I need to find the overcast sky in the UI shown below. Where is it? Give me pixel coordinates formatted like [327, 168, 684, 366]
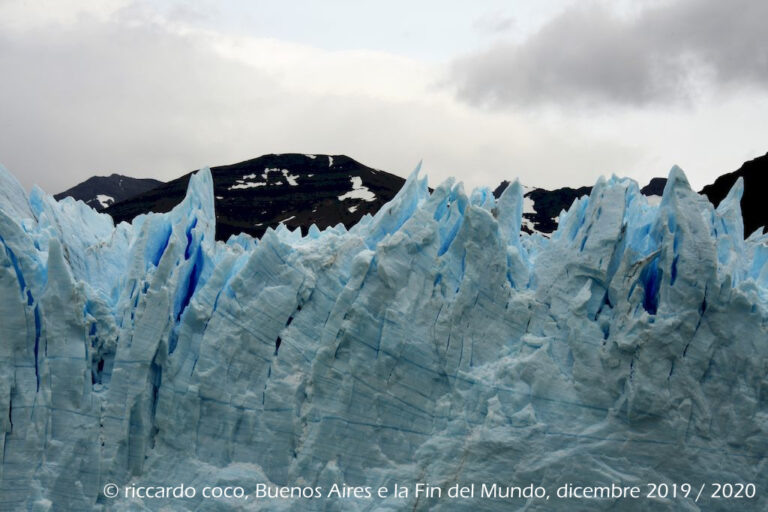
[1, 0, 766, 194]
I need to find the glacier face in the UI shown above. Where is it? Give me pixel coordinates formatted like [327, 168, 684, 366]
[0, 163, 767, 511]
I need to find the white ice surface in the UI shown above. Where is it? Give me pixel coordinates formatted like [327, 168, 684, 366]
[0, 165, 767, 511]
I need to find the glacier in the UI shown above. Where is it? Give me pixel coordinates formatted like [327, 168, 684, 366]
[0, 162, 767, 511]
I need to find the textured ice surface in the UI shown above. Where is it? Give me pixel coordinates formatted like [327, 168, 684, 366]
[1, 162, 767, 511]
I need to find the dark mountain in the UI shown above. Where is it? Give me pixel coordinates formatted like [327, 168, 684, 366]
[62, 152, 765, 241]
[54, 174, 163, 211]
[492, 178, 667, 235]
[700, 152, 767, 236]
[640, 177, 667, 196]
[104, 154, 405, 241]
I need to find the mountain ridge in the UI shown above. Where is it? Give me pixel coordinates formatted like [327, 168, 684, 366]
[700, 151, 768, 236]
[104, 153, 405, 241]
[56, 152, 768, 239]
[54, 173, 163, 211]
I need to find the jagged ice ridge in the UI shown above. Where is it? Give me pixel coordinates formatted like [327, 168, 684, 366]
[1, 162, 767, 510]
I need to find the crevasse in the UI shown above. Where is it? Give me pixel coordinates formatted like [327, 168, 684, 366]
[0, 163, 766, 511]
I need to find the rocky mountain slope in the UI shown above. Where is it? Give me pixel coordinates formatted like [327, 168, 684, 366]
[103, 154, 405, 241]
[53, 173, 163, 210]
[57, 152, 766, 240]
[700, 151, 767, 236]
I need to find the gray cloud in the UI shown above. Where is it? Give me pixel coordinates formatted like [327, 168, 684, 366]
[0, 19, 297, 192]
[451, 0, 768, 108]
[1, 1, 766, 198]
[0, 15, 545, 193]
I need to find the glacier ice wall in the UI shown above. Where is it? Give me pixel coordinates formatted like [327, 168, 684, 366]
[1, 163, 767, 511]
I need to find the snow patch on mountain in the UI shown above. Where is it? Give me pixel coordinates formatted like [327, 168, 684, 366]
[229, 168, 300, 190]
[95, 194, 114, 208]
[229, 172, 267, 190]
[338, 176, 376, 202]
[229, 180, 266, 190]
[281, 169, 299, 186]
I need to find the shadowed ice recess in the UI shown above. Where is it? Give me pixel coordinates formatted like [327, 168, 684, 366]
[1, 162, 767, 511]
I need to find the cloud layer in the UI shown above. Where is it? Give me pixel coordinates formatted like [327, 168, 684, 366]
[0, 3, 637, 193]
[0, 0, 766, 197]
[451, 0, 768, 108]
